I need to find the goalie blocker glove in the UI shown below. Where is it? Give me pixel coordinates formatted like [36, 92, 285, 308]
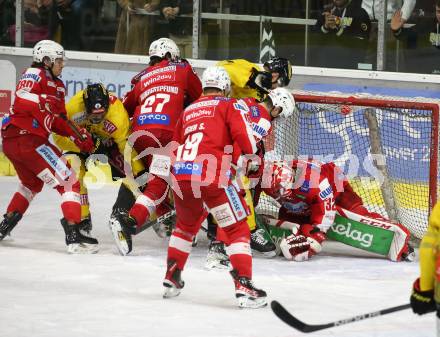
[410, 278, 436, 315]
[280, 234, 322, 261]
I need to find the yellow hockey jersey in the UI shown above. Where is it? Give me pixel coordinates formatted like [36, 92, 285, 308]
[419, 202, 440, 295]
[216, 59, 264, 101]
[53, 90, 144, 174]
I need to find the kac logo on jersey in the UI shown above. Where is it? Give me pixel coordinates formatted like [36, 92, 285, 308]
[137, 113, 170, 126]
[173, 161, 202, 175]
[250, 105, 260, 117]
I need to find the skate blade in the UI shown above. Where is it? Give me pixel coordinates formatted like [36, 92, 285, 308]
[163, 282, 181, 298]
[67, 243, 99, 254]
[204, 259, 231, 270]
[0, 234, 13, 242]
[252, 249, 277, 258]
[109, 219, 130, 256]
[237, 296, 268, 309]
[403, 251, 416, 262]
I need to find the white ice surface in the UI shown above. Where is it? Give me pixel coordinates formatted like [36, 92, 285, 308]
[0, 176, 434, 337]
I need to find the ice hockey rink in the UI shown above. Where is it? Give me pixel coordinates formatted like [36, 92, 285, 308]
[0, 176, 433, 337]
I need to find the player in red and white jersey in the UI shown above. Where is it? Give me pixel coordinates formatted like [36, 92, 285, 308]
[109, 38, 202, 255]
[0, 40, 98, 253]
[262, 159, 413, 262]
[205, 88, 297, 268]
[163, 66, 266, 308]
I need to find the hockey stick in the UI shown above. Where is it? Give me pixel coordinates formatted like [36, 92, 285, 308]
[135, 207, 176, 235]
[271, 300, 411, 333]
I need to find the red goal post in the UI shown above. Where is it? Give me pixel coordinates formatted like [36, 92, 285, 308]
[259, 90, 440, 240]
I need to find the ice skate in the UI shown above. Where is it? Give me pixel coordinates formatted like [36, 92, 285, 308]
[250, 227, 277, 258]
[108, 208, 136, 256]
[402, 245, 416, 262]
[61, 218, 99, 254]
[205, 240, 230, 270]
[78, 216, 92, 235]
[231, 270, 267, 309]
[163, 260, 184, 298]
[0, 212, 22, 241]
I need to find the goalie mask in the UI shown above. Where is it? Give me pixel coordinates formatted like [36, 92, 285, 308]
[149, 38, 180, 61]
[264, 57, 292, 87]
[268, 88, 296, 119]
[83, 83, 110, 124]
[267, 161, 294, 199]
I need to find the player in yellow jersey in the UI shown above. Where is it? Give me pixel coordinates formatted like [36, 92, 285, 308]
[410, 201, 440, 320]
[205, 57, 293, 267]
[217, 57, 292, 101]
[53, 83, 144, 238]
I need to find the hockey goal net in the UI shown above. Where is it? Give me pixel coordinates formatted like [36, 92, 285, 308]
[257, 90, 440, 240]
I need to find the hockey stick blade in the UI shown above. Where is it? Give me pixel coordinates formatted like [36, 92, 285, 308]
[271, 300, 411, 333]
[135, 209, 176, 234]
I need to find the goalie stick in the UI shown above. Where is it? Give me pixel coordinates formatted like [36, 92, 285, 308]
[271, 300, 411, 333]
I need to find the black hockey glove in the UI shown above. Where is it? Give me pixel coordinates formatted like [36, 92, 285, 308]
[410, 278, 436, 315]
[247, 69, 272, 94]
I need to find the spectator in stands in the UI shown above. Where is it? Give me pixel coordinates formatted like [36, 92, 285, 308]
[7, 0, 53, 47]
[311, 0, 371, 69]
[361, 0, 416, 71]
[0, 0, 16, 46]
[51, 0, 102, 51]
[361, 0, 416, 22]
[114, 0, 160, 55]
[390, 0, 440, 74]
[159, 0, 193, 58]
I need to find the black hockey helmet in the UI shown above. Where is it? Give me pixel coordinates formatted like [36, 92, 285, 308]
[263, 57, 292, 87]
[83, 83, 110, 124]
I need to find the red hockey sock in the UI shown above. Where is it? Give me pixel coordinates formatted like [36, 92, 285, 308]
[228, 248, 252, 278]
[7, 192, 31, 215]
[6, 184, 36, 215]
[167, 230, 194, 270]
[223, 220, 252, 278]
[61, 191, 81, 224]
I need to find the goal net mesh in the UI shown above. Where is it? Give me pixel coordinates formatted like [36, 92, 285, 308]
[257, 90, 440, 240]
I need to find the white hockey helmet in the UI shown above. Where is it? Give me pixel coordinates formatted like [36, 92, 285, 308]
[201, 66, 231, 94]
[148, 38, 180, 61]
[33, 40, 65, 63]
[268, 87, 296, 118]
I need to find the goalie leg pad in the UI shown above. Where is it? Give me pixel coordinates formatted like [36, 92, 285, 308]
[334, 207, 411, 262]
